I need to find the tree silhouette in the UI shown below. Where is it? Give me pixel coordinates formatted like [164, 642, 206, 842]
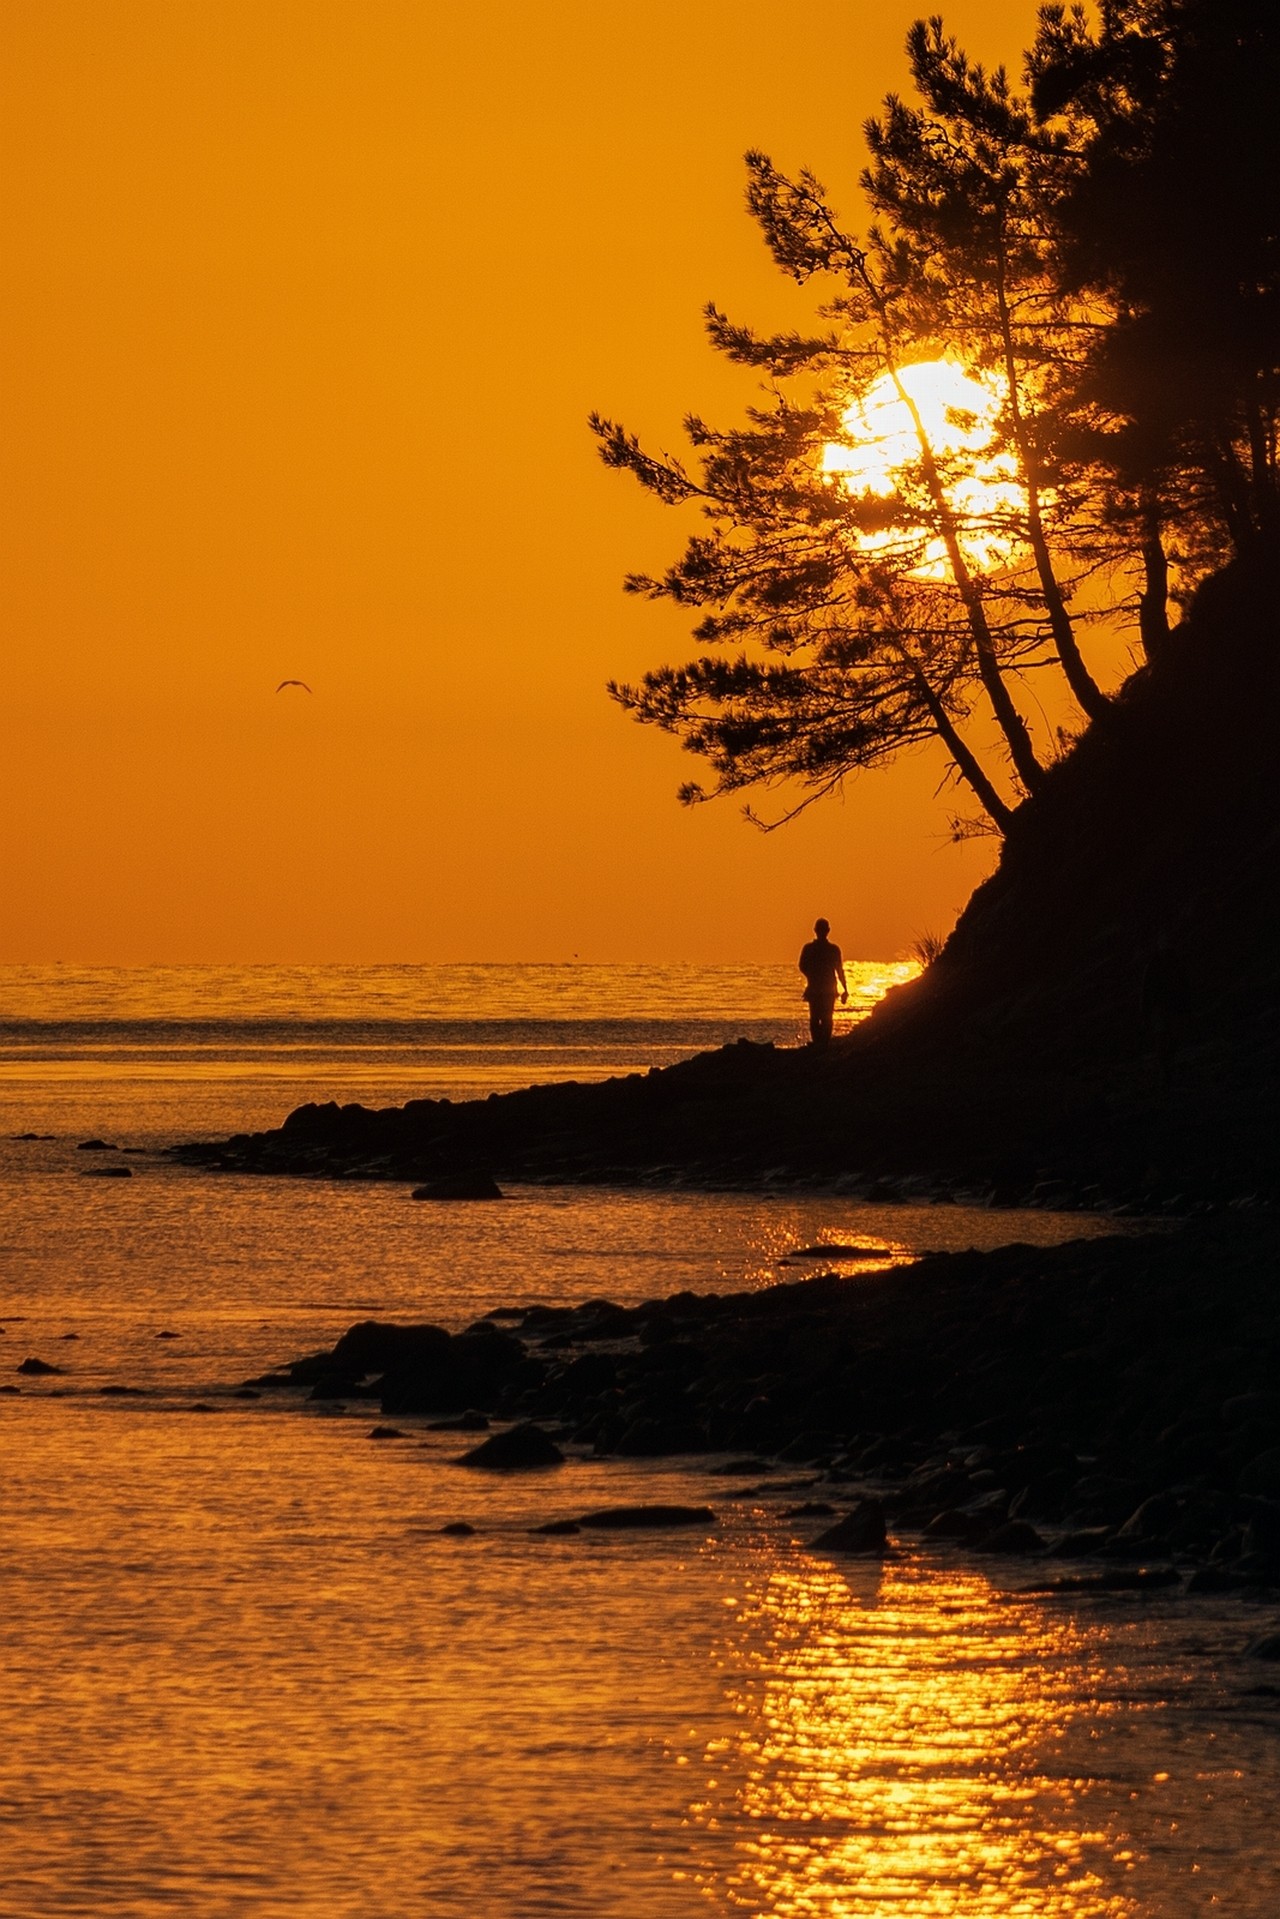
[864, 19, 1109, 719]
[1031, 1, 1280, 562]
[594, 4, 1277, 838]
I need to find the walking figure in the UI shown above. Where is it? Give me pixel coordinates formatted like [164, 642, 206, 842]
[798, 918, 849, 1047]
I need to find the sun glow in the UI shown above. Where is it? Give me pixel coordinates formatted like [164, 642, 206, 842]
[822, 359, 1026, 578]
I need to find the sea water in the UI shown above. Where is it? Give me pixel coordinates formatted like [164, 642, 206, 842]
[1, 965, 1277, 1918]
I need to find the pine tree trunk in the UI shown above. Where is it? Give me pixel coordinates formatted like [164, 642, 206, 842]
[993, 249, 1107, 721]
[889, 369, 1046, 793]
[909, 665, 1014, 831]
[1026, 515, 1108, 718]
[1138, 498, 1171, 663]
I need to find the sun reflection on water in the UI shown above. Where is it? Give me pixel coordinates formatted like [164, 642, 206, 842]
[689, 1552, 1137, 1918]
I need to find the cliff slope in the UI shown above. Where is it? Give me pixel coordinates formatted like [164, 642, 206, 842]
[186, 561, 1280, 1204]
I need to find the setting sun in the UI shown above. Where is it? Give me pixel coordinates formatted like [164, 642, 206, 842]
[822, 359, 1025, 578]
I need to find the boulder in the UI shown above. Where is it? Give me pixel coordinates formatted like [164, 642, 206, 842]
[979, 1520, 1046, 1555]
[1115, 1492, 1182, 1541]
[329, 1320, 451, 1380]
[380, 1324, 529, 1416]
[411, 1171, 503, 1201]
[811, 1499, 889, 1555]
[17, 1357, 62, 1376]
[1048, 1527, 1112, 1557]
[458, 1422, 564, 1469]
[82, 1165, 132, 1178]
[924, 1509, 989, 1543]
[76, 1139, 117, 1151]
[439, 1521, 476, 1536]
[613, 1415, 707, 1458]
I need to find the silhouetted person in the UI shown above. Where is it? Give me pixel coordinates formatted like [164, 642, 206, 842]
[799, 918, 848, 1047]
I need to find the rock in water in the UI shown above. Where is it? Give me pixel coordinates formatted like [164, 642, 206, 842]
[17, 1357, 63, 1376]
[979, 1520, 1046, 1556]
[411, 1171, 503, 1201]
[82, 1165, 133, 1178]
[576, 1504, 717, 1530]
[457, 1422, 564, 1469]
[783, 1243, 895, 1261]
[811, 1499, 889, 1555]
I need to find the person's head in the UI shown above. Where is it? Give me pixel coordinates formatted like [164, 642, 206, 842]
[814, 918, 830, 938]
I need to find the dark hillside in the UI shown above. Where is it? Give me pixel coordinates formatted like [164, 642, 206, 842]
[182, 562, 1280, 1205]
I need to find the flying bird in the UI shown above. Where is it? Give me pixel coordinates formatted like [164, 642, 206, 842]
[275, 679, 313, 693]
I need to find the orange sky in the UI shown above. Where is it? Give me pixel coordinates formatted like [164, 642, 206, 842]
[0, 0, 1107, 965]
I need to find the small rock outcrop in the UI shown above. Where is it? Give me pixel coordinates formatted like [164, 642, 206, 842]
[811, 1500, 889, 1556]
[458, 1422, 564, 1470]
[411, 1171, 503, 1201]
[576, 1504, 717, 1530]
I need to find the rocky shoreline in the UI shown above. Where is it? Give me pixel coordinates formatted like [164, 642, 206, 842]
[171, 566, 1280, 1212]
[168, 1016, 1277, 1213]
[246, 1215, 1280, 1605]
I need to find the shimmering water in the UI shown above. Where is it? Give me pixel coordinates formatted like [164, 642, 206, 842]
[0, 961, 915, 1138]
[1, 966, 1278, 1917]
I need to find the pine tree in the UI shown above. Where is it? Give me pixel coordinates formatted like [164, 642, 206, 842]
[593, 4, 1276, 840]
[1030, 1, 1280, 565]
[864, 17, 1109, 717]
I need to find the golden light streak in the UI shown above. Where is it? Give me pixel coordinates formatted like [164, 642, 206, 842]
[688, 1552, 1138, 1917]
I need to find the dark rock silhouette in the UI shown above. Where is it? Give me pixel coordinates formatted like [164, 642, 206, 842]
[1027, 1568, 1181, 1594]
[253, 1214, 1280, 1588]
[811, 1500, 888, 1555]
[82, 1165, 132, 1178]
[576, 1505, 716, 1530]
[458, 1422, 564, 1469]
[979, 1520, 1046, 1556]
[411, 1171, 503, 1201]
[17, 1357, 62, 1376]
[381, 1326, 529, 1417]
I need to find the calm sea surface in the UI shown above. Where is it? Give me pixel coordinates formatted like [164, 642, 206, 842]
[1, 965, 1277, 1918]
